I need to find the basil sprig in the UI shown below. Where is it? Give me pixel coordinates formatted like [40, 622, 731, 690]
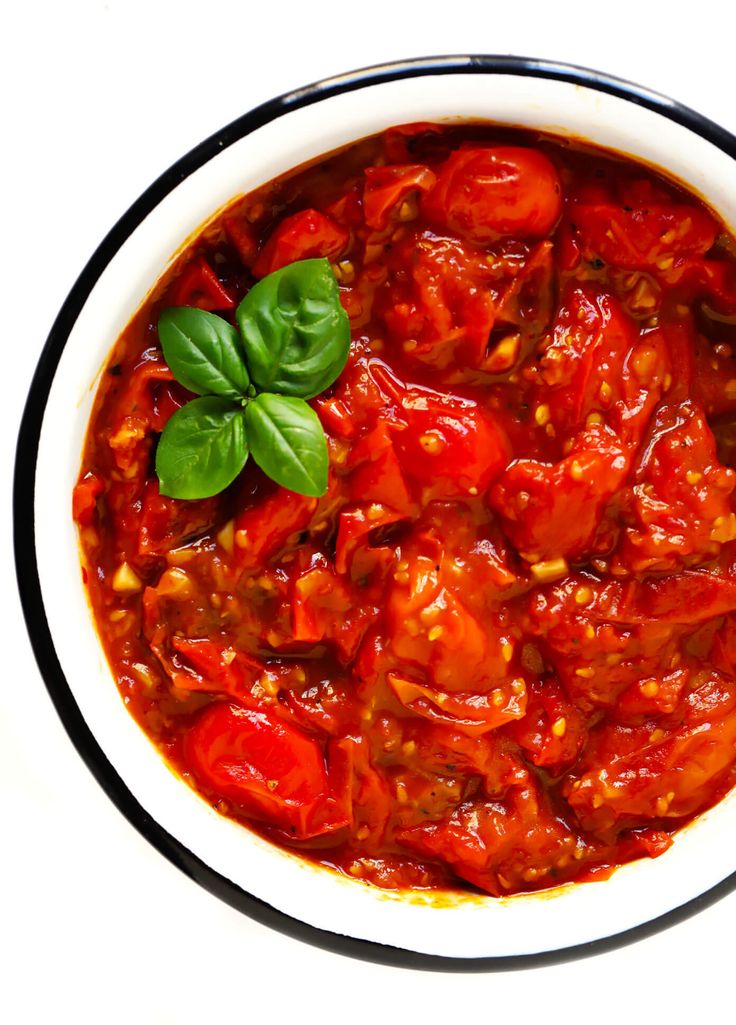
[155, 258, 349, 499]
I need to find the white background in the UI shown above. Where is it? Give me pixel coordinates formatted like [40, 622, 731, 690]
[5, 1, 736, 1021]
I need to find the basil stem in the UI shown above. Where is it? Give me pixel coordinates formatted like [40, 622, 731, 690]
[155, 258, 346, 498]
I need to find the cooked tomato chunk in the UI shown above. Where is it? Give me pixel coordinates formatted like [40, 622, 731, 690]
[489, 425, 629, 562]
[375, 231, 498, 368]
[186, 703, 346, 838]
[363, 164, 437, 230]
[570, 176, 718, 271]
[567, 672, 736, 839]
[614, 402, 736, 573]
[138, 480, 219, 556]
[168, 256, 236, 310]
[72, 472, 104, 526]
[397, 783, 587, 895]
[423, 147, 562, 241]
[390, 385, 511, 498]
[536, 285, 646, 438]
[253, 209, 349, 277]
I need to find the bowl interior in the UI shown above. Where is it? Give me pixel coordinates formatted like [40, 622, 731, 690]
[30, 64, 736, 960]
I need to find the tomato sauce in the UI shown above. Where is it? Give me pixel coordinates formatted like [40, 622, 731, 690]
[74, 123, 736, 896]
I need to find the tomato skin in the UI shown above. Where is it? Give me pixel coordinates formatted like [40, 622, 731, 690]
[346, 422, 416, 516]
[138, 480, 219, 556]
[403, 721, 525, 794]
[491, 240, 555, 345]
[490, 426, 629, 562]
[72, 472, 104, 526]
[537, 285, 643, 437]
[252, 209, 349, 277]
[388, 674, 526, 736]
[628, 571, 736, 625]
[382, 122, 446, 163]
[104, 360, 176, 487]
[322, 185, 364, 230]
[329, 735, 392, 844]
[366, 364, 512, 497]
[503, 677, 586, 772]
[570, 197, 717, 271]
[375, 231, 497, 369]
[109, 359, 175, 428]
[232, 487, 317, 570]
[168, 256, 236, 310]
[392, 389, 511, 497]
[288, 555, 379, 662]
[185, 703, 330, 836]
[614, 402, 736, 573]
[282, 678, 358, 737]
[223, 216, 259, 269]
[164, 637, 264, 699]
[397, 783, 585, 896]
[422, 147, 562, 241]
[334, 504, 407, 576]
[149, 381, 189, 434]
[363, 164, 436, 230]
[555, 215, 583, 271]
[665, 258, 736, 313]
[387, 567, 504, 695]
[567, 686, 736, 838]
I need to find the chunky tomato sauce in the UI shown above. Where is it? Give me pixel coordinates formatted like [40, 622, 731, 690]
[74, 123, 736, 897]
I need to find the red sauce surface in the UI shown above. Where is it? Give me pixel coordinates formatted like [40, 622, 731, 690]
[74, 123, 736, 896]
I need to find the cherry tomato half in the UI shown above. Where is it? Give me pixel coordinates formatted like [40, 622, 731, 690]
[422, 147, 562, 242]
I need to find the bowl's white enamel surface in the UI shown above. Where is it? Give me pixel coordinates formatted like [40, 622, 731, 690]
[33, 65, 736, 959]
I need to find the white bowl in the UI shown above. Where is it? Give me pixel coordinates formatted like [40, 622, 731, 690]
[15, 55, 736, 969]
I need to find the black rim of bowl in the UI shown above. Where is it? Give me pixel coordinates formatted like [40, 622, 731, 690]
[14, 54, 736, 972]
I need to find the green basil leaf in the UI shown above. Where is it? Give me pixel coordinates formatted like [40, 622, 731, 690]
[244, 393, 328, 497]
[158, 307, 249, 399]
[236, 257, 350, 399]
[156, 396, 248, 499]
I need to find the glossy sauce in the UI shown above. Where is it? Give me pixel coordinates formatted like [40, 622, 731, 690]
[74, 123, 736, 896]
